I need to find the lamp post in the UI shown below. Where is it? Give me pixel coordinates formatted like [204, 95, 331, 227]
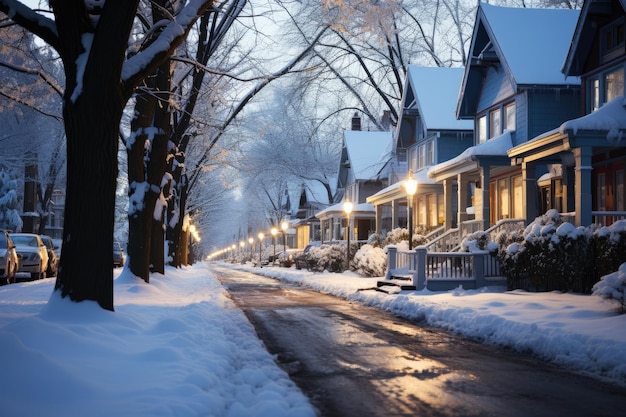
[403, 170, 418, 250]
[258, 232, 264, 266]
[281, 221, 288, 249]
[271, 227, 278, 265]
[343, 199, 353, 270]
[239, 241, 244, 263]
[248, 237, 254, 262]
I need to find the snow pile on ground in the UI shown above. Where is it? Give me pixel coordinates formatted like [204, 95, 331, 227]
[0, 263, 315, 417]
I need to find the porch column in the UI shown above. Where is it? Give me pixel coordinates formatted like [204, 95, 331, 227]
[391, 199, 400, 229]
[457, 173, 469, 225]
[444, 178, 454, 230]
[374, 204, 382, 235]
[521, 162, 538, 225]
[479, 166, 490, 230]
[573, 147, 593, 227]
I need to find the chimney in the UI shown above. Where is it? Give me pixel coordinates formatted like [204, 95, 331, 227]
[381, 110, 391, 130]
[351, 112, 361, 131]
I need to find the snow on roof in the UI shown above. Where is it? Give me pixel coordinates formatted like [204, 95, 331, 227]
[368, 168, 437, 199]
[344, 131, 393, 180]
[407, 66, 473, 130]
[428, 130, 512, 175]
[560, 96, 626, 141]
[315, 202, 375, 218]
[481, 3, 580, 86]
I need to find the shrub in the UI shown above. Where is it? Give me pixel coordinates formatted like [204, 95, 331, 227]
[353, 244, 387, 277]
[593, 262, 626, 314]
[307, 244, 347, 273]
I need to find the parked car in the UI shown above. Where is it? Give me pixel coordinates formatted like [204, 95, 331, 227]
[10, 233, 49, 280]
[277, 249, 302, 268]
[0, 230, 19, 284]
[39, 235, 59, 277]
[295, 244, 320, 270]
[113, 242, 125, 268]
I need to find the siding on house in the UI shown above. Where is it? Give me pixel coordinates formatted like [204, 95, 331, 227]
[477, 66, 515, 112]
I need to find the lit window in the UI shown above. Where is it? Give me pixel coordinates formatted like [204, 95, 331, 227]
[605, 68, 624, 103]
[504, 103, 516, 131]
[489, 108, 501, 139]
[478, 115, 487, 144]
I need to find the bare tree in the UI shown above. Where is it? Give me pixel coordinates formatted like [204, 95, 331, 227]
[0, 0, 214, 311]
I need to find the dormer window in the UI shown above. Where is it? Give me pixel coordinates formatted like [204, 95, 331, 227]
[601, 17, 625, 63]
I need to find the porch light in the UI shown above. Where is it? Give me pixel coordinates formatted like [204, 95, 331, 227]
[343, 199, 353, 270]
[404, 170, 418, 250]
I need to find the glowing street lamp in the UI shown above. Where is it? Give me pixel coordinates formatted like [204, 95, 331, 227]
[271, 227, 278, 265]
[343, 199, 353, 269]
[281, 221, 288, 249]
[258, 232, 265, 266]
[403, 170, 418, 250]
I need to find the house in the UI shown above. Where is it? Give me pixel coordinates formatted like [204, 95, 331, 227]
[291, 180, 333, 248]
[428, 3, 581, 231]
[508, 0, 626, 227]
[316, 115, 393, 242]
[367, 65, 474, 236]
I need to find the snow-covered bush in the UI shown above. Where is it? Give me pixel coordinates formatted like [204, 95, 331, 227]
[497, 210, 592, 292]
[307, 244, 347, 273]
[367, 232, 384, 248]
[381, 227, 428, 248]
[592, 220, 626, 282]
[353, 244, 387, 277]
[0, 170, 23, 232]
[460, 231, 491, 252]
[593, 262, 626, 313]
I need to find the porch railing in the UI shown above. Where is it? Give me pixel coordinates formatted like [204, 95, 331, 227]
[385, 246, 506, 291]
[592, 211, 626, 226]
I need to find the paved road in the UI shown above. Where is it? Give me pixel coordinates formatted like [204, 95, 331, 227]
[211, 265, 626, 417]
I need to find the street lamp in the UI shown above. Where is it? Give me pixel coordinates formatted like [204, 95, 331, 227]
[271, 227, 278, 266]
[258, 232, 265, 266]
[343, 199, 353, 270]
[248, 237, 254, 262]
[281, 221, 288, 249]
[403, 170, 418, 250]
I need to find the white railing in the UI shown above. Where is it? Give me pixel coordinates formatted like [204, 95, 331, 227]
[386, 246, 506, 291]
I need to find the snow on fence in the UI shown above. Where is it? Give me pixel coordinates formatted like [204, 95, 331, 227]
[385, 246, 506, 291]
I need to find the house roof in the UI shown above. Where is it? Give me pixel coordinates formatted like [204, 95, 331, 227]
[343, 130, 393, 180]
[315, 202, 375, 220]
[562, 0, 626, 76]
[480, 3, 580, 86]
[405, 66, 473, 131]
[428, 131, 513, 179]
[458, 3, 580, 117]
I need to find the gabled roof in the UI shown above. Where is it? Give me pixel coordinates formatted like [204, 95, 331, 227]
[458, 3, 580, 116]
[405, 66, 473, 131]
[562, 0, 626, 76]
[343, 130, 393, 181]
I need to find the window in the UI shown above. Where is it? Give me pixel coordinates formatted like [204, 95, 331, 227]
[587, 66, 624, 112]
[590, 78, 600, 112]
[478, 115, 487, 144]
[498, 178, 510, 219]
[606, 68, 624, 103]
[426, 141, 434, 166]
[504, 102, 516, 132]
[418, 144, 425, 169]
[616, 170, 624, 212]
[489, 108, 501, 138]
[597, 173, 606, 211]
[512, 175, 523, 219]
[601, 17, 625, 57]
[428, 194, 437, 227]
[408, 147, 417, 173]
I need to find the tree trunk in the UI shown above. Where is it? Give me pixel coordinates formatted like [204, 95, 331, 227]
[55, 96, 121, 311]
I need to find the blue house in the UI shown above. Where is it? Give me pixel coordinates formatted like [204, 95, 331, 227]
[508, 0, 626, 226]
[367, 65, 473, 235]
[428, 3, 581, 231]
